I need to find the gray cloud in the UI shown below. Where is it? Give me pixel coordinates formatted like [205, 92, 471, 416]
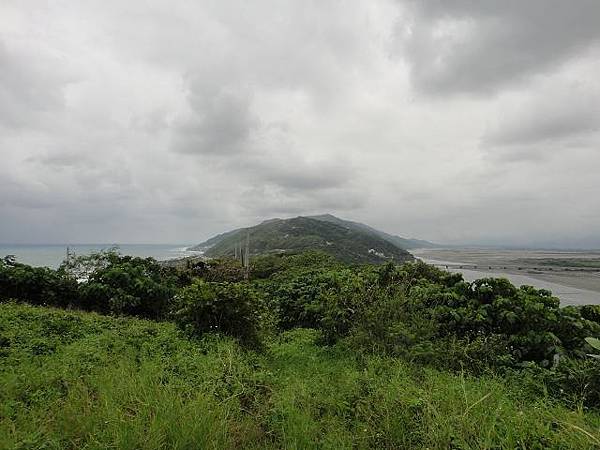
[261, 163, 352, 191]
[481, 80, 600, 162]
[0, 41, 73, 129]
[485, 87, 600, 148]
[172, 86, 258, 155]
[239, 184, 368, 218]
[232, 148, 356, 192]
[1, 0, 600, 247]
[400, 0, 600, 95]
[487, 111, 599, 148]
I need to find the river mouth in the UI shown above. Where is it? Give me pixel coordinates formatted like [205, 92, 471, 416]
[412, 248, 600, 306]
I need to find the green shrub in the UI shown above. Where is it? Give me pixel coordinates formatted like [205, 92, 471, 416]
[185, 258, 246, 282]
[265, 269, 333, 331]
[315, 270, 378, 345]
[171, 280, 264, 347]
[581, 305, 600, 324]
[249, 254, 286, 279]
[0, 257, 78, 308]
[586, 337, 600, 359]
[523, 356, 600, 408]
[70, 251, 178, 319]
[409, 277, 600, 368]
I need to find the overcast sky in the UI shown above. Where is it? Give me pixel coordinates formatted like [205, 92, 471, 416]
[1, 1, 600, 248]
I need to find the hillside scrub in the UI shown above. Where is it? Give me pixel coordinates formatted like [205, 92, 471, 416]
[171, 279, 268, 348]
[2, 252, 599, 370]
[1, 303, 600, 449]
[1, 250, 600, 446]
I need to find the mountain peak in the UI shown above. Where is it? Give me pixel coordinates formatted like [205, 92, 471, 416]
[189, 215, 416, 264]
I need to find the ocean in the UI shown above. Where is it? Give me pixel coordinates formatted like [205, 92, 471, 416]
[0, 244, 200, 269]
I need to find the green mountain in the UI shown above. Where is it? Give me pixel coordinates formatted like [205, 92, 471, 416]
[308, 214, 438, 249]
[189, 216, 414, 264]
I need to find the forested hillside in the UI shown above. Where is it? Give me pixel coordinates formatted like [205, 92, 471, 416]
[308, 214, 438, 249]
[190, 216, 415, 264]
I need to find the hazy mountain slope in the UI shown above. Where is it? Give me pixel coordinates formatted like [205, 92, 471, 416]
[308, 214, 438, 249]
[190, 216, 413, 264]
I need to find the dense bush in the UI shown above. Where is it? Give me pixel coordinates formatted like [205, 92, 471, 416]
[0, 256, 78, 308]
[256, 257, 600, 375]
[182, 258, 246, 282]
[413, 277, 600, 367]
[2, 250, 600, 407]
[69, 251, 179, 319]
[1, 251, 179, 320]
[171, 279, 265, 346]
[266, 270, 335, 331]
[580, 304, 600, 324]
[543, 357, 600, 407]
[3, 303, 599, 449]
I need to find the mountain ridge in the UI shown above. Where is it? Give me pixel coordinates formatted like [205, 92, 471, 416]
[307, 214, 438, 250]
[188, 214, 434, 264]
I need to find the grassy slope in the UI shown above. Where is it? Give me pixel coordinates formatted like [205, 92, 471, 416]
[202, 217, 414, 265]
[1, 303, 599, 449]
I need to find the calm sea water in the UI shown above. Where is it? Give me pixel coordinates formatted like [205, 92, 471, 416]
[0, 244, 200, 268]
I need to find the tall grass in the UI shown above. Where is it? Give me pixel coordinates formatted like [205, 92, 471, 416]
[1, 303, 599, 449]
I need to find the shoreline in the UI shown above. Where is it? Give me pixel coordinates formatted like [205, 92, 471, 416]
[412, 248, 600, 306]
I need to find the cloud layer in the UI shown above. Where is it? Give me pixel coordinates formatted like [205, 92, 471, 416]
[1, 0, 599, 247]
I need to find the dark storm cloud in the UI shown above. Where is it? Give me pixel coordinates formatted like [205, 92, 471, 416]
[401, 0, 600, 95]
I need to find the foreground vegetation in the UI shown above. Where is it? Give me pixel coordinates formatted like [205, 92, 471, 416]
[1, 250, 600, 448]
[1, 303, 600, 449]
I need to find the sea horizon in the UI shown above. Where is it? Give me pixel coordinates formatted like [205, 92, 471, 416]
[0, 243, 200, 268]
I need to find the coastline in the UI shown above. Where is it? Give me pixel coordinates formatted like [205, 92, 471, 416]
[412, 248, 600, 306]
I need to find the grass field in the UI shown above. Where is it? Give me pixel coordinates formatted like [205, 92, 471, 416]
[1, 303, 599, 449]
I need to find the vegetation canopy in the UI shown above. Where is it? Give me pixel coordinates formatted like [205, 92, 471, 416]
[1, 249, 600, 448]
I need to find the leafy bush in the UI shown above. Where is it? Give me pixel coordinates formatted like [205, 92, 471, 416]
[73, 251, 178, 319]
[0, 256, 78, 308]
[248, 254, 285, 279]
[522, 357, 600, 408]
[171, 280, 265, 347]
[407, 276, 600, 368]
[586, 337, 600, 359]
[265, 269, 335, 331]
[182, 258, 246, 282]
[581, 305, 600, 324]
[3, 249, 600, 409]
